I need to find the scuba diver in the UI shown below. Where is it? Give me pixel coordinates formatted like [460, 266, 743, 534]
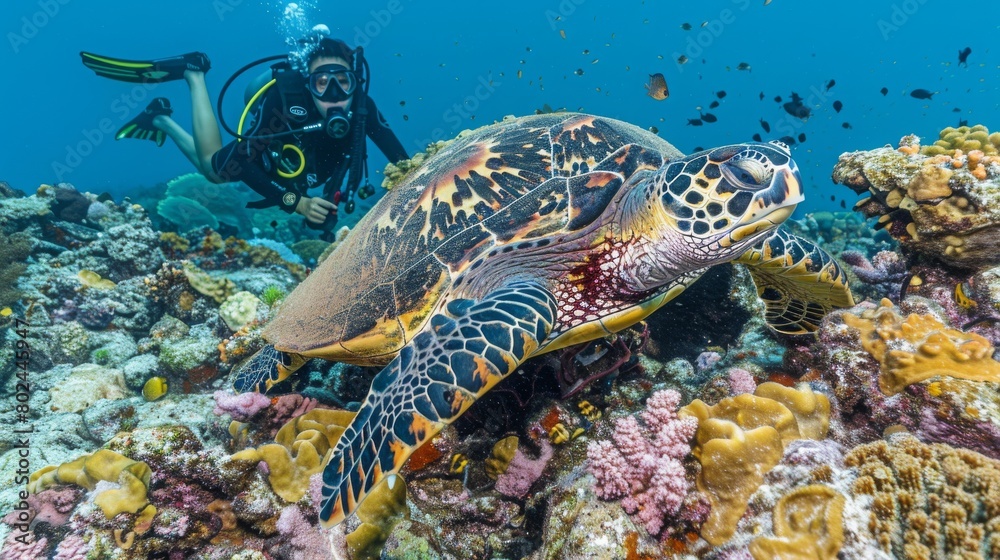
[80, 36, 409, 241]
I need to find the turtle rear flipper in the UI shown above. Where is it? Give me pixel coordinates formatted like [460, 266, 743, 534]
[231, 345, 309, 393]
[319, 282, 558, 527]
[735, 226, 855, 334]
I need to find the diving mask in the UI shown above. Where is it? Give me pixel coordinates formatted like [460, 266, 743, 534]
[307, 64, 357, 102]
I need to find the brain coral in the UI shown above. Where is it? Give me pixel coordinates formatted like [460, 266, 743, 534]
[845, 434, 1000, 559]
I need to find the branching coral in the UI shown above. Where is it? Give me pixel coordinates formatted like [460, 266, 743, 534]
[587, 389, 699, 536]
[840, 250, 909, 303]
[845, 434, 1000, 559]
[842, 298, 1000, 395]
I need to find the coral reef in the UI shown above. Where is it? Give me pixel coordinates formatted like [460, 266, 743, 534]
[845, 434, 1000, 559]
[28, 449, 152, 518]
[748, 484, 846, 560]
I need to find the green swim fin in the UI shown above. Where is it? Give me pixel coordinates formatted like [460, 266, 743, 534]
[80, 51, 210, 83]
[117, 98, 171, 147]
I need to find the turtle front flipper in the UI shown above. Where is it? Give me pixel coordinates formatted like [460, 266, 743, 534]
[319, 281, 558, 527]
[735, 226, 855, 334]
[231, 345, 309, 393]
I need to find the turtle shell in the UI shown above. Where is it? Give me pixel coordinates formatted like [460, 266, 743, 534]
[264, 113, 681, 364]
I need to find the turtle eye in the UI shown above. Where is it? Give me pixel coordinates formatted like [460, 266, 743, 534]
[722, 157, 772, 190]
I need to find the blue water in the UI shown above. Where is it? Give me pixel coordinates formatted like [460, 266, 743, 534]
[2, 0, 997, 215]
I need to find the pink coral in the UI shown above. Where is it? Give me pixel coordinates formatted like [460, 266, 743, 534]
[276, 505, 332, 560]
[586, 389, 698, 535]
[270, 394, 318, 427]
[495, 439, 554, 499]
[52, 534, 89, 560]
[0, 530, 47, 560]
[727, 368, 757, 395]
[212, 390, 270, 421]
[27, 487, 79, 527]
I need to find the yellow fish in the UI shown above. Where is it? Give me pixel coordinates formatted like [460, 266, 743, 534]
[645, 73, 669, 100]
[0, 307, 12, 317]
[954, 282, 977, 309]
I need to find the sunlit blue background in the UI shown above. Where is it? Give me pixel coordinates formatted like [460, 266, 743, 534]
[2, 0, 997, 214]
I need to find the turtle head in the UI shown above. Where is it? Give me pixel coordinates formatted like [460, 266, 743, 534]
[654, 140, 803, 261]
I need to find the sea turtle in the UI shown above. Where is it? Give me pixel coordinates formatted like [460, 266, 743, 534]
[233, 113, 854, 526]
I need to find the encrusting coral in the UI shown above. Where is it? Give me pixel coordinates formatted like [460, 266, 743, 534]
[231, 408, 355, 502]
[842, 298, 1000, 395]
[680, 382, 831, 545]
[845, 433, 1000, 559]
[28, 449, 152, 519]
[749, 484, 846, 560]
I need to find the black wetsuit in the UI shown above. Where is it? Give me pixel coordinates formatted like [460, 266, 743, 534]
[211, 85, 408, 218]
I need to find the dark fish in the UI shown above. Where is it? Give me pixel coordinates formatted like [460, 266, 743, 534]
[700, 112, 718, 123]
[774, 95, 782, 103]
[825, 79, 836, 91]
[716, 90, 727, 99]
[798, 133, 806, 143]
[96, 192, 114, 203]
[574, 68, 584, 76]
[759, 91, 765, 100]
[910, 89, 935, 100]
[779, 135, 796, 145]
[693, 146, 704, 152]
[736, 62, 751, 72]
[270, 220, 278, 228]
[880, 87, 889, 96]
[958, 118, 968, 127]
[958, 47, 971, 67]
[752, 133, 763, 142]
[760, 119, 771, 133]
[677, 55, 689, 65]
[783, 92, 811, 119]
[709, 100, 720, 109]
[830, 195, 836, 202]
[952, 108, 961, 113]
[833, 100, 843, 113]
[680, 23, 692, 30]
[687, 118, 703, 126]
[648, 125, 659, 134]
[645, 73, 669, 100]
[399, 100, 406, 106]
[842, 122, 853, 129]
[840, 200, 846, 209]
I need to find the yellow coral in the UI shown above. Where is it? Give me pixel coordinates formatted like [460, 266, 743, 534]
[181, 261, 235, 303]
[346, 474, 409, 560]
[232, 408, 354, 502]
[78, 270, 117, 290]
[842, 298, 1000, 395]
[845, 434, 1000, 559]
[906, 165, 952, 201]
[749, 485, 846, 560]
[28, 449, 152, 519]
[485, 435, 519, 480]
[680, 384, 831, 545]
[922, 124, 1000, 157]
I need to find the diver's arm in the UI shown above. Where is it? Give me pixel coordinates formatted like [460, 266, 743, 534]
[211, 141, 301, 213]
[365, 96, 410, 163]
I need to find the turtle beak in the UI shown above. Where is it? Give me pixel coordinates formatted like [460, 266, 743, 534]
[723, 165, 803, 247]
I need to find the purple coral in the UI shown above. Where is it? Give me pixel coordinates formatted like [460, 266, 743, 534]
[495, 439, 554, 499]
[212, 390, 270, 421]
[587, 389, 698, 535]
[276, 505, 332, 560]
[695, 351, 722, 371]
[727, 368, 757, 395]
[841, 250, 909, 301]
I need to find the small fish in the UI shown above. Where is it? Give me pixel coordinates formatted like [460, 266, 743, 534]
[954, 282, 978, 309]
[687, 118, 703, 126]
[716, 90, 727, 99]
[798, 133, 806, 143]
[752, 133, 763, 142]
[783, 93, 811, 119]
[269, 220, 278, 228]
[952, 108, 961, 113]
[833, 100, 843, 113]
[825, 79, 836, 91]
[958, 118, 969, 127]
[880, 87, 889, 96]
[574, 68, 584, 76]
[645, 73, 669, 100]
[759, 118, 771, 133]
[840, 200, 846, 209]
[648, 125, 659, 134]
[526, 46, 532, 52]
[779, 135, 796, 145]
[700, 112, 718, 123]
[399, 100, 405, 106]
[403, 114, 409, 121]
[692, 146, 704, 152]
[763, 0, 772, 4]
[709, 100, 720, 109]
[736, 62, 752, 72]
[582, 49, 590, 55]
[910, 89, 935, 100]
[449, 453, 469, 474]
[677, 55, 689, 65]
[958, 47, 972, 67]
[0, 307, 12, 317]
[830, 195, 836, 202]
[759, 91, 765, 101]
[842, 122, 853, 129]
[517, 69, 523, 79]
[773, 95, 782, 103]
[559, 29, 567, 39]
[680, 23, 692, 30]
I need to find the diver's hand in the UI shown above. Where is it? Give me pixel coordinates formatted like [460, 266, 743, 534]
[295, 196, 336, 224]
